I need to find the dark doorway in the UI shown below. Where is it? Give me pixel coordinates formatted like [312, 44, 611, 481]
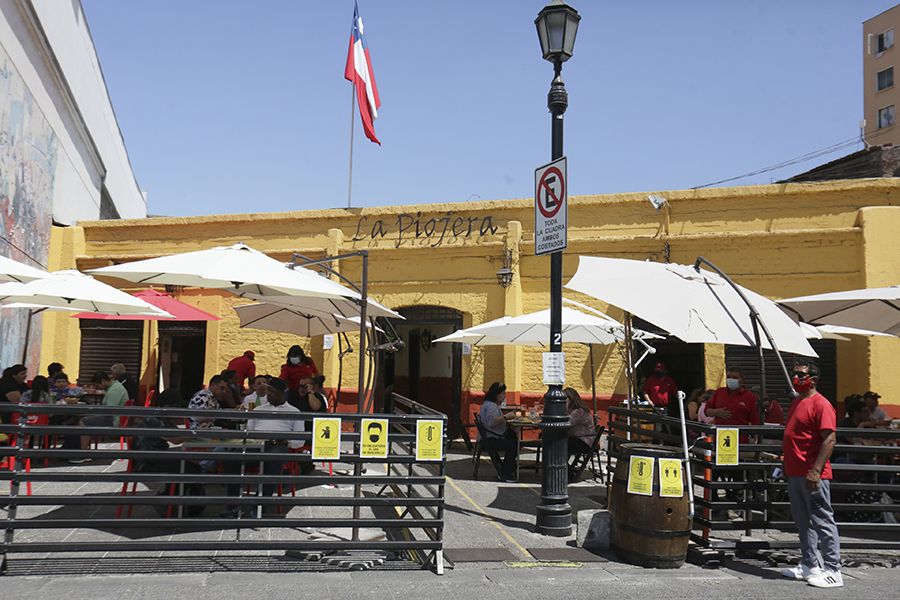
[383, 306, 464, 437]
[632, 317, 706, 398]
[158, 321, 207, 402]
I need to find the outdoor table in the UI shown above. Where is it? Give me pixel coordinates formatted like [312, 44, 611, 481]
[176, 435, 266, 518]
[508, 416, 542, 480]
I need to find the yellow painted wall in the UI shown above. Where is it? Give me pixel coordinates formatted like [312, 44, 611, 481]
[47, 178, 900, 413]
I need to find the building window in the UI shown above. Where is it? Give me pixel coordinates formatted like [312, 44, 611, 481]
[879, 29, 894, 53]
[878, 105, 895, 129]
[877, 67, 894, 91]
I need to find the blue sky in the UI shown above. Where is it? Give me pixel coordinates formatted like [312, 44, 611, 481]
[82, 0, 899, 217]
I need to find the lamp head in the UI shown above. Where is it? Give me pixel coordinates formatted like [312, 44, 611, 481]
[535, 1, 580, 64]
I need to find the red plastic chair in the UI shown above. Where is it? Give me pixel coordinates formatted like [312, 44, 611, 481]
[6, 412, 48, 496]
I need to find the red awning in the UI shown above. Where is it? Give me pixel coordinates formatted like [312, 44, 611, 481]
[72, 289, 220, 321]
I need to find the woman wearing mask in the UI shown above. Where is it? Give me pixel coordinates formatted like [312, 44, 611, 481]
[279, 345, 318, 404]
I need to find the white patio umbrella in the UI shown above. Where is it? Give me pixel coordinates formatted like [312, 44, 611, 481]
[87, 243, 398, 319]
[779, 286, 900, 337]
[0, 255, 48, 283]
[0, 270, 172, 317]
[235, 303, 381, 337]
[800, 322, 850, 342]
[565, 256, 816, 356]
[800, 322, 892, 341]
[0, 270, 171, 362]
[433, 306, 657, 347]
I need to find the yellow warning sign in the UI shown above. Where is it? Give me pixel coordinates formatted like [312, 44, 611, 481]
[626, 455, 654, 496]
[312, 417, 341, 460]
[415, 420, 444, 461]
[716, 427, 739, 466]
[658, 457, 684, 498]
[360, 418, 389, 458]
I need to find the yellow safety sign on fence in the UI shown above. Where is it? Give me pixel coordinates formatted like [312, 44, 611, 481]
[626, 455, 654, 496]
[658, 457, 684, 498]
[415, 420, 444, 461]
[312, 417, 341, 460]
[360, 418, 389, 458]
[716, 427, 739, 466]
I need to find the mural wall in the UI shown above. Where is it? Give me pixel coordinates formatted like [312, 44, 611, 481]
[0, 43, 57, 371]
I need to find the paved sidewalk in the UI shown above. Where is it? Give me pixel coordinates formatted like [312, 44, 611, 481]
[3, 443, 898, 599]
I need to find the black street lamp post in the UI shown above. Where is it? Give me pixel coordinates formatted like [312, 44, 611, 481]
[534, 0, 579, 537]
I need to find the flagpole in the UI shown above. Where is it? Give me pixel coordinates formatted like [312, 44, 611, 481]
[347, 86, 356, 209]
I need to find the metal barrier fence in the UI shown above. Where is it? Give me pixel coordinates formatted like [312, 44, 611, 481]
[607, 405, 900, 551]
[0, 402, 447, 574]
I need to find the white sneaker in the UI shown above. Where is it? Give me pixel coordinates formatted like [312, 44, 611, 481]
[780, 564, 823, 580]
[807, 570, 843, 588]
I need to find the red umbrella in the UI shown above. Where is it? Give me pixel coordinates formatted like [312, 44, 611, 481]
[71, 289, 219, 321]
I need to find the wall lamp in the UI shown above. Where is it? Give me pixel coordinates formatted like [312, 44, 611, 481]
[496, 248, 514, 288]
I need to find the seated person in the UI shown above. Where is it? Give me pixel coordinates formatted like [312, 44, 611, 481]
[835, 396, 878, 467]
[47, 362, 65, 379]
[564, 387, 595, 457]
[111, 363, 138, 401]
[221, 378, 304, 518]
[219, 369, 243, 408]
[863, 391, 892, 427]
[131, 389, 204, 515]
[21, 375, 51, 403]
[241, 375, 271, 409]
[74, 371, 130, 458]
[187, 375, 233, 429]
[478, 382, 518, 482]
[50, 373, 85, 403]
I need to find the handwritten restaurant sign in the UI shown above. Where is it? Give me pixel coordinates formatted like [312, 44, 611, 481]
[351, 211, 499, 248]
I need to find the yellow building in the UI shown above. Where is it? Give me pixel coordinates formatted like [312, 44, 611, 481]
[41, 178, 900, 437]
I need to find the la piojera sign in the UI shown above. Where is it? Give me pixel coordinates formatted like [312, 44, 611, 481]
[351, 211, 500, 248]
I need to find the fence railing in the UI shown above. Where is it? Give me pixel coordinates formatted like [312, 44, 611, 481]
[0, 402, 447, 575]
[607, 405, 900, 550]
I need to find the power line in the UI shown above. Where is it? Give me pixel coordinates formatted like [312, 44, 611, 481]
[691, 135, 865, 189]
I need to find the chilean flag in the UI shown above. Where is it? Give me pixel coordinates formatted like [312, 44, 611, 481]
[344, 2, 381, 145]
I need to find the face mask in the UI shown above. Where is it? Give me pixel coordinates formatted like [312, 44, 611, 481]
[792, 375, 813, 393]
[726, 378, 740, 391]
[289, 356, 301, 365]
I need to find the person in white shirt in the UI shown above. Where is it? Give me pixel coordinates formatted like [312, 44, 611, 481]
[221, 377, 302, 518]
[241, 375, 271, 410]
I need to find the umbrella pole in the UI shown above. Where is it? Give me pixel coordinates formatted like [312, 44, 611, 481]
[20, 309, 33, 365]
[352, 251, 369, 541]
[624, 312, 633, 442]
[693, 257, 796, 397]
[589, 344, 597, 423]
[677, 388, 695, 519]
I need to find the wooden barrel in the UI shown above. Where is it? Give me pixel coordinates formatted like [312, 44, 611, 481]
[609, 443, 691, 568]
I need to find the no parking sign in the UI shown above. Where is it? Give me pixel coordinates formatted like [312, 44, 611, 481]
[534, 157, 567, 256]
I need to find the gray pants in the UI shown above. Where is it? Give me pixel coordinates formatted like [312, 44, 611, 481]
[787, 477, 841, 572]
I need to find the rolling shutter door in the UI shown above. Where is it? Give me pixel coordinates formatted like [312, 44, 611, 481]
[78, 320, 143, 385]
[724, 340, 837, 402]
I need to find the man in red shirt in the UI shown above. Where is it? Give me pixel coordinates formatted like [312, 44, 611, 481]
[780, 359, 842, 588]
[704, 368, 759, 429]
[227, 350, 256, 391]
[642, 362, 678, 409]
